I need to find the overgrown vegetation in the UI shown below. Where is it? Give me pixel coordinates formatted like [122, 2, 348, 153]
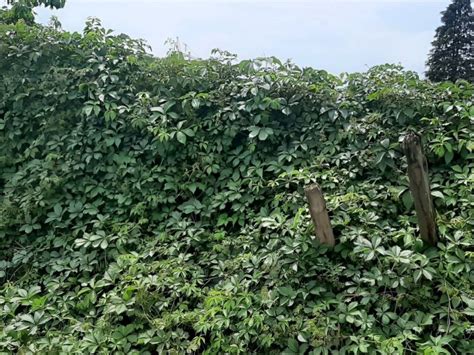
[0, 19, 473, 354]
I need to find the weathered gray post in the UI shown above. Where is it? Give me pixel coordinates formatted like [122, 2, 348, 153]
[304, 184, 335, 246]
[402, 132, 438, 245]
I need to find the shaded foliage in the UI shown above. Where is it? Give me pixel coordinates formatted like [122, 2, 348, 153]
[0, 19, 473, 354]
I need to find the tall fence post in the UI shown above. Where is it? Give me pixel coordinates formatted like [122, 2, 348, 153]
[402, 132, 438, 245]
[304, 184, 335, 246]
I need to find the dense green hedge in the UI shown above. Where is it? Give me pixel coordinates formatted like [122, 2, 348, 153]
[0, 19, 473, 354]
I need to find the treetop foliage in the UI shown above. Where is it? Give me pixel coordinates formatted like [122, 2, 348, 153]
[426, 0, 474, 83]
[0, 17, 473, 354]
[1, 0, 65, 24]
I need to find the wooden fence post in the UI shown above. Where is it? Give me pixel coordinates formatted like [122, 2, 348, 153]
[402, 132, 438, 245]
[304, 184, 335, 246]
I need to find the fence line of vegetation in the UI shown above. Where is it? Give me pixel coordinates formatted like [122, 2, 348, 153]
[308, 132, 439, 247]
[1, 18, 473, 354]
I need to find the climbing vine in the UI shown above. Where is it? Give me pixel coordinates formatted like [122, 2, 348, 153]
[0, 18, 473, 354]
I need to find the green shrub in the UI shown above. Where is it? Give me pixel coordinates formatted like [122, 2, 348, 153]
[0, 19, 473, 354]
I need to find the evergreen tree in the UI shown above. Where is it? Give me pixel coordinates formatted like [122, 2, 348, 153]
[426, 0, 474, 82]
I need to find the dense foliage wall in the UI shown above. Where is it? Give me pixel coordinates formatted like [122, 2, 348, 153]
[0, 20, 473, 353]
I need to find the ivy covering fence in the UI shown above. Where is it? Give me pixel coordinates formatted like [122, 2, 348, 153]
[0, 19, 473, 354]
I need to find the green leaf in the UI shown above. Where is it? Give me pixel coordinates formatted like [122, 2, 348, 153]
[444, 150, 454, 164]
[188, 183, 197, 194]
[191, 98, 200, 109]
[282, 107, 291, 115]
[402, 191, 413, 209]
[53, 204, 63, 215]
[328, 110, 337, 121]
[422, 269, 433, 280]
[176, 131, 187, 144]
[150, 106, 164, 113]
[278, 287, 294, 297]
[374, 151, 386, 165]
[297, 333, 307, 343]
[414, 269, 422, 283]
[258, 129, 269, 141]
[83, 106, 93, 116]
[183, 128, 195, 137]
[287, 339, 299, 353]
[249, 127, 260, 139]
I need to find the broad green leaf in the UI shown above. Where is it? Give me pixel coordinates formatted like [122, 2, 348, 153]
[177, 131, 187, 144]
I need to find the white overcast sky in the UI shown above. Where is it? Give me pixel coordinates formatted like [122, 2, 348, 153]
[18, 0, 456, 74]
